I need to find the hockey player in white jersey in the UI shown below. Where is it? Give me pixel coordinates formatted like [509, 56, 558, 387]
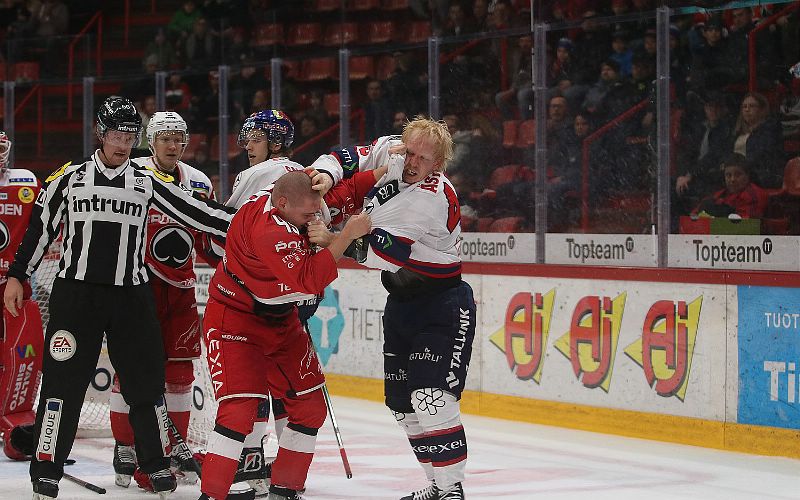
[311, 116, 475, 500]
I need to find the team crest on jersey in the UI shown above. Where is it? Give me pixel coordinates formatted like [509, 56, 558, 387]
[150, 226, 195, 268]
[49, 330, 76, 361]
[18, 187, 34, 203]
[0, 221, 9, 251]
[45, 161, 72, 183]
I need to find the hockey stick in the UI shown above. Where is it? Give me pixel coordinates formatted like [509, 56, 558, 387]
[63, 472, 106, 494]
[165, 414, 202, 478]
[303, 324, 353, 479]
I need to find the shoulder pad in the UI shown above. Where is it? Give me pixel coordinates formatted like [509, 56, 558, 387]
[45, 161, 73, 183]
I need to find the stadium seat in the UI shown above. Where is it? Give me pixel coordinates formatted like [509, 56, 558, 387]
[382, 0, 409, 10]
[209, 134, 239, 160]
[762, 217, 790, 235]
[282, 59, 302, 80]
[252, 23, 283, 48]
[404, 21, 431, 43]
[286, 23, 322, 47]
[312, 0, 340, 11]
[364, 21, 395, 44]
[350, 0, 381, 10]
[14, 62, 39, 82]
[324, 93, 340, 117]
[322, 23, 360, 46]
[375, 54, 397, 80]
[515, 120, 535, 148]
[477, 217, 494, 232]
[349, 56, 375, 80]
[490, 216, 525, 232]
[502, 120, 519, 148]
[299, 57, 337, 81]
[488, 164, 534, 191]
[460, 214, 477, 232]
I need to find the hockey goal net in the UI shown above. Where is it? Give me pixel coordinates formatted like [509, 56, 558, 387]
[31, 241, 217, 450]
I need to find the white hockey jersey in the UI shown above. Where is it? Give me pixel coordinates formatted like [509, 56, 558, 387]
[226, 157, 305, 209]
[313, 136, 463, 278]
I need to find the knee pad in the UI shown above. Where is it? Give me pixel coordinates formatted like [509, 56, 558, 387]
[392, 410, 424, 436]
[288, 389, 326, 430]
[165, 360, 194, 387]
[411, 388, 460, 431]
[216, 398, 260, 436]
[384, 352, 413, 413]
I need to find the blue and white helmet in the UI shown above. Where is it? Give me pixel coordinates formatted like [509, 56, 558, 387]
[237, 109, 294, 149]
[147, 111, 189, 153]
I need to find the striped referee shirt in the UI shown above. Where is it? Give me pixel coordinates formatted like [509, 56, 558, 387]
[8, 150, 235, 286]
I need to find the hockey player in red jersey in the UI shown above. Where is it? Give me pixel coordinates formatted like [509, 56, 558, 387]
[198, 171, 371, 500]
[311, 117, 475, 500]
[0, 131, 44, 461]
[108, 111, 216, 489]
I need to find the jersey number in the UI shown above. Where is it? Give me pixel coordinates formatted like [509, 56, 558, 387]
[443, 183, 460, 233]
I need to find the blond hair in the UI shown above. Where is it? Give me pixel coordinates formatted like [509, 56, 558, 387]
[401, 115, 454, 172]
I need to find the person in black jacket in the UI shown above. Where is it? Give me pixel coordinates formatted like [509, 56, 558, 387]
[3, 96, 235, 500]
[730, 92, 785, 189]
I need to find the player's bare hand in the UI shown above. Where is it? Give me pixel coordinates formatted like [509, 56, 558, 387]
[676, 175, 691, 195]
[307, 219, 335, 247]
[305, 167, 333, 195]
[3, 277, 23, 317]
[343, 212, 372, 239]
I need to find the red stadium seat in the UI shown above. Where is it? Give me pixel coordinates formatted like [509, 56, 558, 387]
[488, 164, 534, 190]
[286, 23, 322, 47]
[502, 120, 519, 148]
[350, 0, 381, 10]
[375, 54, 396, 80]
[404, 21, 431, 43]
[312, 0, 340, 11]
[299, 57, 337, 82]
[477, 217, 494, 232]
[349, 56, 375, 80]
[14, 62, 39, 82]
[324, 93, 340, 117]
[490, 217, 525, 232]
[364, 21, 395, 44]
[282, 59, 302, 80]
[322, 23, 361, 46]
[515, 120, 535, 148]
[252, 23, 283, 48]
[460, 214, 477, 232]
[209, 134, 240, 160]
[383, 0, 409, 10]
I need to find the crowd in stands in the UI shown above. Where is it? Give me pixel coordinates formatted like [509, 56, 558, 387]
[0, 0, 799, 234]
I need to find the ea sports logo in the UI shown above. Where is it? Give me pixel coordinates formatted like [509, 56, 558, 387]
[150, 226, 194, 268]
[49, 330, 76, 361]
[0, 220, 9, 251]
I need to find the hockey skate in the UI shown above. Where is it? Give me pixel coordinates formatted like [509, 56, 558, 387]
[400, 482, 438, 500]
[113, 442, 137, 487]
[437, 482, 464, 500]
[149, 468, 178, 499]
[31, 478, 59, 499]
[234, 446, 272, 496]
[267, 485, 303, 500]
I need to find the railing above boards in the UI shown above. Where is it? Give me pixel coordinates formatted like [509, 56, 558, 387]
[67, 12, 103, 120]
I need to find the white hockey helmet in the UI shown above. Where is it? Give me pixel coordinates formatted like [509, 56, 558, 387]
[0, 132, 11, 171]
[146, 111, 189, 152]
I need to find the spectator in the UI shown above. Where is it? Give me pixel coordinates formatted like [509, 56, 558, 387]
[386, 52, 427, 118]
[137, 95, 158, 151]
[694, 153, 769, 218]
[472, 0, 490, 31]
[231, 58, 268, 126]
[730, 92, 785, 189]
[191, 69, 234, 140]
[142, 27, 178, 71]
[548, 38, 585, 112]
[292, 115, 327, 167]
[192, 141, 218, 178]
[165, 72, 193, 113]
[723, 7, 782, 87]
[5, 6, 35, 62]
[442, 2, 477, 37]
[609, 30, 633, 78]
[32, 0, 68, 77]
[581, 59, 622, 116]
[184, 17, 219, 71]
[168, 0, 201, 44]
[570, 11, 613, 105]
[391, 110, 408, 135]
[409, 0, 449, 35]
[495, 34, 533, 121]
[673, 91, 733, 225]
[303, 89, 331, 130]
[449, 113, 500, 185]
[363, 79, 393, 139]
[248, 88, 268, 115]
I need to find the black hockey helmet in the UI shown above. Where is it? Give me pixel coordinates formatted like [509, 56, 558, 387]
[96, 96, 142, 141]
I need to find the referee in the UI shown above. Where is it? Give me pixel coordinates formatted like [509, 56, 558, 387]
[2, 96, 235, 500]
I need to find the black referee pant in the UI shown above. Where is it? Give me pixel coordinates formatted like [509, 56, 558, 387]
[30, 277, 170, 482]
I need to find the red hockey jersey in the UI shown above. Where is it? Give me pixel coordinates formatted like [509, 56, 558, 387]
[209, 192, 338, 315]
[0, 169, 40, 284]
[138, 157, 216, 288]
